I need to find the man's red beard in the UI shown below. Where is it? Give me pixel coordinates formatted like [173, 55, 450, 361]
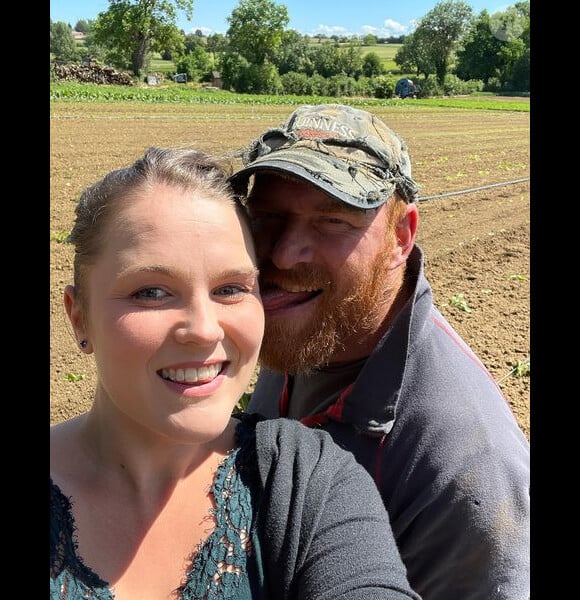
[258, 239, 398, 374]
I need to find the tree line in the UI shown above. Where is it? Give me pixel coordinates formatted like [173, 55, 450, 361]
[50, 0, 529, 97]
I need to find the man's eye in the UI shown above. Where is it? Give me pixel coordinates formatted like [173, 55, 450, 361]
[251, 213, 283, 228]
[322, 217, 347, 225]
[318, 216, 353, 231]
[132, 287, 169, 301]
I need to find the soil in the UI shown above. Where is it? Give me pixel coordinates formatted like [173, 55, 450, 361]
[50, 101, 530, 438]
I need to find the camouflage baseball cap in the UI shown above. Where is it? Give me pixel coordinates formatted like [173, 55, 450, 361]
[230, 103, 419, 208]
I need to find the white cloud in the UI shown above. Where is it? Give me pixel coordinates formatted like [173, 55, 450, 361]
[382, 19, 408, 36]
[310, 24, 350, 36]
[188, 25, 214, 35]
[289, 18, 420, 38]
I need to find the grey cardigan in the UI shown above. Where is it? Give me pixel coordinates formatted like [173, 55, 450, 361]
[252, 415, 421, 599]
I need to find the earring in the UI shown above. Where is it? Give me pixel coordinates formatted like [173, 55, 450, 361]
[79, 340, 88, 349]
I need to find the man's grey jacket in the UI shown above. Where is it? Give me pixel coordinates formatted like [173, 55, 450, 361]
[248, 245, 530, 600]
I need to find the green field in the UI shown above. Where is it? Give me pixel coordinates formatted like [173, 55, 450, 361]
[355, 43, 402, 71]
[149, 56, 176, 73]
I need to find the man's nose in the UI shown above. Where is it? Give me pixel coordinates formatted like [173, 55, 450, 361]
[268, 220, 314, 270]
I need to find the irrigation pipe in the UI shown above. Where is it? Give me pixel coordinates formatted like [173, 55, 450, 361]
[417, 177, 530, 202]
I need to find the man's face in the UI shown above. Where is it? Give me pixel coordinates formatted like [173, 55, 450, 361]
[247, 174, 399, 373]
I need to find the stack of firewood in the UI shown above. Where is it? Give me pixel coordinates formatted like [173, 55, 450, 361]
[52, 63, 134, 85]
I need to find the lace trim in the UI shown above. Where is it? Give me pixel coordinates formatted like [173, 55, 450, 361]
[50, 417, 258, 600]
[178, 416, 257, 599]
[50, 481, 113, 599]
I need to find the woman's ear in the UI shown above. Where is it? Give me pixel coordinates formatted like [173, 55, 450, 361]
[390, 203, 419, 269]
[64, 285, 90, 352]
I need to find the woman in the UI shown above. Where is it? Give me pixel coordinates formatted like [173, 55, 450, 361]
[50, 146, 420, 600]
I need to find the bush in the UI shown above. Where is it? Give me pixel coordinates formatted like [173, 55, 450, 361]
[280, 71, 311, 95]
[355, 76, 377, 98]
[484, 77, 502, 93]
[443, 74, 484, 96]
[174, 47, 213, 83]
[416, 75, 442, 98]
[218, 52, 250, 91]
[442, 74, 463, 96]
[362, 52, 384, 77]
[241, 62, 283, 95]
[462, 78, 485, 94]
[371, 74, 397, 99]
[322, 74, 358, 97]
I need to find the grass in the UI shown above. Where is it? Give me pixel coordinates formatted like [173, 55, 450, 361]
[360, 43, 403, 71]
[149, 54, 176, 73]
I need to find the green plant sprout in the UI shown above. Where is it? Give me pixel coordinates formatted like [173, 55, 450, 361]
[513, 359, 530, 378]
[51, 230, 70, 243]
[64, 372, 85, 382]
[449, 293, 471, 312]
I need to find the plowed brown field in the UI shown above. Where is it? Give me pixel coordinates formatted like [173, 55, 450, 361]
[50, 101, 530, 438]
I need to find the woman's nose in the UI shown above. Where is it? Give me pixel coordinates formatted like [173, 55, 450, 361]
[173, 299, 224, 347]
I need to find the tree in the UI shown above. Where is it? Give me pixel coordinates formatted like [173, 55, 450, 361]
[414, 0, 473, 85]
[492, 2, 529, 90]
[337, 45, 363, 78]
[74, 19, 91, 33]
[92, 0, 193, 76]
[51, 21, 79, 62]
[455, 11, 503, 84]
[456, 2, 529, 91]
[218, 51, 249, 90]
[174, 45, 213, 82]
[184, 32, 206, 53]
[226, 0, 289, 65]
[274, 29, 311, 75]
[362, 33, 378, 46]
[362, 52, 384, 77]
[395, 31, 435, 78]
[309, 43, 343, 78]
[206, 33, 228, 55]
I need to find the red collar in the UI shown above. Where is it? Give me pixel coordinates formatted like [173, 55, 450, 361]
[279, 373, 354, 427]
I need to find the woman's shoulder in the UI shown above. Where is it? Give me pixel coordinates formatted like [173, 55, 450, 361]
[51, 415, 86, 480]
[236, 412, 355, 482]
[237, 412, 336, 448]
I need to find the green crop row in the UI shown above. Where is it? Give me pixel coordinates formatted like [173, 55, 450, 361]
[49, 82, 529, 112]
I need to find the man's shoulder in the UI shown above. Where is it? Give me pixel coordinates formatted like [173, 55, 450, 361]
[247, 368, 285, 416]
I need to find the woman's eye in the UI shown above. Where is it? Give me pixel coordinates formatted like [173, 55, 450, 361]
[214, 284, 247, 298]
[132, 287, 169, 301]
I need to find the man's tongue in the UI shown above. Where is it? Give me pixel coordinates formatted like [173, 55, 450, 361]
[261, 288, 318, 311]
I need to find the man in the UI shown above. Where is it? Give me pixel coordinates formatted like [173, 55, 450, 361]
[229, 104, 530, 599]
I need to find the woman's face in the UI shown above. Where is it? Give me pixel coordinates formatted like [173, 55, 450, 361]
[70, 181, 264, 443]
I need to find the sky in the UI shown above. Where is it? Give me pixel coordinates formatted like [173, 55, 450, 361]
[50, 0, 512, 38]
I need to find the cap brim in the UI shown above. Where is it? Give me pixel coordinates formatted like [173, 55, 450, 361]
[230, 147, 396, 209]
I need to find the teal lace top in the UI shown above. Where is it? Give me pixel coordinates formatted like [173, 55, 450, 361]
[50, 416, 262, 600]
